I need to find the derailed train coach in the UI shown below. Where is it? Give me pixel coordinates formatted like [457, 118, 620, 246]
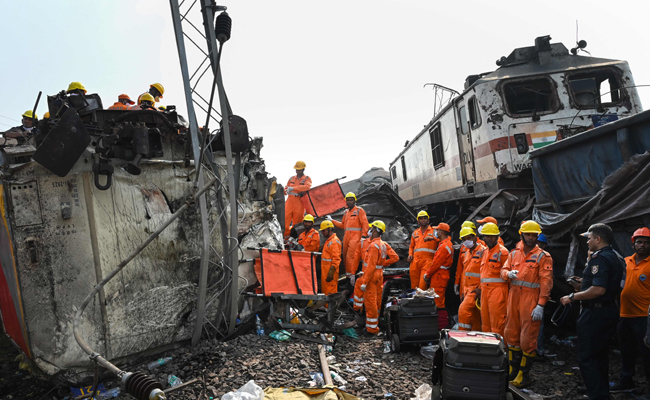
[389, 35, 643, 240]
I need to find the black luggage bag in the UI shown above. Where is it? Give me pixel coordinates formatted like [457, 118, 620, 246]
[385, 295, 438, 352]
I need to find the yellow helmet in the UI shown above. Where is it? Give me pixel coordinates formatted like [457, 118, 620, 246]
[303, 214, 315, 223]
[519, 220, 542, 234]
[22, 110, 37, 119]
[417, 211, 429, 219]
[345, 192, 357, 201]
[67, 81, 87, 94]
[319, 220, 334, 231]
[139, 93, 155, 104]
[43, 111, 50, 119]
[461, 221, 476, 230]
[150, 83, 165, 98]
[481, 222, 500, 236]
[158, 105, 167, 111]
[459, 227, 476, 239]
[371, 220, 386, 233]
[294, 161, 306, 170]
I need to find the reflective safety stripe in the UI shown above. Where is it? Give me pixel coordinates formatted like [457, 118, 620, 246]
[458, 322, 472, 329]
[346, 228, 362, 231]
[367, 318, 378, 323]
[511, 279, 540, 289]
[288, 192, 300, 196]
[367, 323, 378, 329]
[322, 258, 332, 262]
[440, 266, 450, 270]
[464, 272, 481, 277]
[363, 263, 368, 267]
[376, 265, 383, 269]
[354, 302, 364, 307]
[481, 277, 506, 283]
[446, 246, 453, 254]
[414, 248, 436, 253]
[354, 296, 363, 301]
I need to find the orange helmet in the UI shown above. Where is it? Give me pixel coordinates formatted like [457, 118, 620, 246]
[632, 227, 650, 242]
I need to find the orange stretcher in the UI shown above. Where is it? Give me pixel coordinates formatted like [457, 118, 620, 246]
[300, 179, 346, 218]
[253, 248, 318, 296]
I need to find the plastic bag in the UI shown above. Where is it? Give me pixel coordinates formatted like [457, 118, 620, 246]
[419, 344, 439, 360]
[221, 380, 264, 400]
[410, 383, 432, 400]
[269, 330, 292, 341]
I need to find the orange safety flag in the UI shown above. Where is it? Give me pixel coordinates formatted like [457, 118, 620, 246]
[300, 179, 346, 218]
[253, 249, 318, 296]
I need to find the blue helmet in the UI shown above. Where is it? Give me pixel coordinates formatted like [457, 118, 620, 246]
[537, 233, 548, 243]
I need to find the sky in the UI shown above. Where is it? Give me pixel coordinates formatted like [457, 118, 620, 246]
[2, 0, 649, 189]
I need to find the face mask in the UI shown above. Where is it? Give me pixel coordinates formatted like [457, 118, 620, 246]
[367, 228, 373, 237]
[462, 240, 475, 248]
[434, 230, 439, 238]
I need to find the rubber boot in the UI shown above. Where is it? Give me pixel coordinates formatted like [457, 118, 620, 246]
[511, 351, 535, 388]
[508, 347, 522, 381]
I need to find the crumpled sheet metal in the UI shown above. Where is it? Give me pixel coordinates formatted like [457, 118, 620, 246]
[239, 216, 285, 289]
[263, 385, 361, 400]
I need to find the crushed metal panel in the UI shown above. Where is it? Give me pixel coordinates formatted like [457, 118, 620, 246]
[9, 181, 43, 227]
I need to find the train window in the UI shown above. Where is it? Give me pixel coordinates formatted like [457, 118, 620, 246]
[502, 77, 558, 117]
[391, 166, 397, 179]
[468, 97, 482, 129]
[400, 156, 407, 181]
[458, 106, 469, 135]
[429, 123, 445, 170]
[567, 69, 625, 109]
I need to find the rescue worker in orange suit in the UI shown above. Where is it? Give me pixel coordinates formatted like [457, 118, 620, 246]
[353, 224, 399, 312]
[297, 214, 320, 252]
[137, 83, 165, 105]
[422, 223, 454, 308]
[127, 93, 157, 111]
[357, 221, 390, 335]
[284, 161, 312, 239]
[609, 227, 650, 395]
[319, 220, 341, 296]
[328, 192, 369, 285]
[477, 216, 505, 247]
[501, 221, 553, 388]
[457, 227, 486, 331]
[408, 211, 438, 289]
[108, 94, 135, 110]
[479, 222, 510, 337]
[455, 221, 480, 296]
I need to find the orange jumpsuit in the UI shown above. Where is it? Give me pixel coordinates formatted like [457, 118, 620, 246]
[353, 239, 399, 311]
[455, 239, 485, 294]
[457, 243, 486, 331]
[298, 228, 320, 252]
[320, 234, 342, 296]
[480, 244, 510, 337]
[500, 246, 553, 353]
[409, 227, 438, 289]
[357, 238, 384, 334]
[422, 236, 454, 308]
[284, 175, 312, 238]
[332, 206, 369, 277]
[108, 102, 128, 110]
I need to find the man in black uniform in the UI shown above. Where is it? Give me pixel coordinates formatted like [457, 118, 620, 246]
[561, 223, 625, 400]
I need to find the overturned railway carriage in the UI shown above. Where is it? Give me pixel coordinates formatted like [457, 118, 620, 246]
[390, 36, 643, 232]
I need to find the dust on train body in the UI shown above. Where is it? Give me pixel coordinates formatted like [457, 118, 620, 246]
[390, 36, 643, 210]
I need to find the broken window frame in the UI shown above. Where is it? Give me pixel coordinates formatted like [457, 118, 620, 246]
[430, 122, 445, 170]
[391, 165, 397, 180]
[400, 156, 407, 181]
[468, 96, 482, 130]
[500, 76, 560, 118]
[565, 67, 627, 110]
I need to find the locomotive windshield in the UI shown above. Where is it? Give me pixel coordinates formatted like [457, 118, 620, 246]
[502, 77, 559, 117]
[566, 69, 625, 109]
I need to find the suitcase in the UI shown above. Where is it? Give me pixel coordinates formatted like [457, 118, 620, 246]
[432, 330, 509, 400]
[386, 295, 438, 351]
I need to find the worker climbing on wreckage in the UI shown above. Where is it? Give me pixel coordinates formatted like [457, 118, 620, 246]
[284, 161, 312, 240]
[457, 227, 486, 331]
[422, 223, 453, 314]
[128, 93, 158, 111]
[327, 192, 369, 285]
[479, 222, 510, 338]
[319, 220, 341, 296]
[1, 110, 37, 146]
[408, 211, 438, 290]
[501, 220, 553, 388]
[297, 214, 320, 252]
[353, 223, 399, 313]
[108, 94, 135, 110]
[356, 221, 392, 336]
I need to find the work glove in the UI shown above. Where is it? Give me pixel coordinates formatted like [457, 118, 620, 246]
[423, 273, 430, 283]
[325, 215, 332, 221]
[531, 305, 544, 321]
[360, 284, 367, 292]
[507, 270, 519, 280]
[454, 284, 460, 296]
[326, 267, 335, 282]
[349, 275, 356, 286]
[356, 271, 364, 277]
[286, 187, 294, 193]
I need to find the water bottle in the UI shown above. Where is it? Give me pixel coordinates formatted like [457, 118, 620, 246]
[147, 356, 172, 370]
[97, 387, 121, 399]
[331, 371, 347, 385]
[256, 315, 265, 336]
[168, 375, 183, 387]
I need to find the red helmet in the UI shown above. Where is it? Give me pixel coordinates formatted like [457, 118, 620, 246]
[632, 227, 650, 242]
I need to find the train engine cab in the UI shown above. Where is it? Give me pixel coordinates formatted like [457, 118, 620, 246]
[390, 36, 643, 209]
